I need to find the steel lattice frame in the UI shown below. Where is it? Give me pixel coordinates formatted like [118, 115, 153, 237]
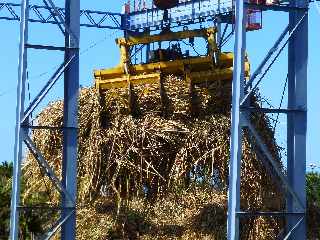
[0, 2, 122, 29]
[227, 0, 308, 239]
[9, 0, 79, 239]
[5, 0, 310, 239]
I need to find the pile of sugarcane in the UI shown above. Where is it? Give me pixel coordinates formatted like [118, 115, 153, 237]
[23, 75, 284, 239]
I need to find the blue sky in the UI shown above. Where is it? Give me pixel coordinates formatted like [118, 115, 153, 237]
[0, 1, 319, 172]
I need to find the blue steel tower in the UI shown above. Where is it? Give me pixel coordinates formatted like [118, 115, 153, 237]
[228, 0, 308, 238]
[9, 0, 80, 239]
[0, 0, 310, 239]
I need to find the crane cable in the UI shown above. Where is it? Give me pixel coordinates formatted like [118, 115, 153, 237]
[27, 29, 120, 82]
[0, 29, 120, 101]
[272, 74, 288, 132]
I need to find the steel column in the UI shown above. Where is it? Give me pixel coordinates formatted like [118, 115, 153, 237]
[226, 0, 246, 238]
[9, 0, 80, 239]
[287, 1, 308, 238]
[227, 0, 308, 238]
[9, 0, 29, 239]
[61, 0, 80, 239]
[286, 6, 296, 235]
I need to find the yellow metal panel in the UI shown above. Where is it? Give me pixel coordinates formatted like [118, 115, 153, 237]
[94, 53, 235, 80]
[94, 66, 124, 79]
[97, 73, 161, 90]
[92, 27, 250, 93]
[190, 68, 234, 84]
[130, 73, 161, 86]
[117, 28, 217, 47]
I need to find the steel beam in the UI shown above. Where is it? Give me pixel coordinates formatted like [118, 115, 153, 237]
[0, 2, 122, 29]
[226, 0, 246, 238]
[286, 0, 308, 237]
[9, 0, 29, 239]
[284, 217, 305, 240]
[43, 210, 75, 240]
[245, 2, 308, 12]
[241, 106, 305, 113]
[237, 211, 305, 217]
[61, 0, 79, 239]
[245, 118, 304, 209]
[287, 6, 297, 236]
[24, 135, 74, 202]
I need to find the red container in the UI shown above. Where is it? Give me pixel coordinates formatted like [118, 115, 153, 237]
[153, 0, 179, 10]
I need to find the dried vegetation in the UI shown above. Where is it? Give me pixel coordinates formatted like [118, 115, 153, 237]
[23, 76, 284, 239]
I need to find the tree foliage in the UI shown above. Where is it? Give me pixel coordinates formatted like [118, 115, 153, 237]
[307, 171, 320, 239]
[0, 161, 13, 239]
[1, 160, 320, 239]
[0, 161, 44, 239]
[307, 172, 320, 204]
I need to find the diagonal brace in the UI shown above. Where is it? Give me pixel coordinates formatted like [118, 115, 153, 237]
[240, 11, 307, 106]
[43, 0, 78, 42]
[32, 7, 46, 22]
[97, 14, 109, 26]
[21, 55, 75, 124]
[244, 116, 304, 210]
[245, 24, 289, 90]
[24, 135, 74, 204]
[283, 216, 305, 240]
[246, 132, 283, 188]
[41, 209, 75, 240]
[5, 4, 19, 19]
[42, 0, 65, 35]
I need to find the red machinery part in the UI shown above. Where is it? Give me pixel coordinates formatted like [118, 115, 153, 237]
[153, 0, 179, 10]
[247, 9, 262, 31]
[246, 0, 263, 31]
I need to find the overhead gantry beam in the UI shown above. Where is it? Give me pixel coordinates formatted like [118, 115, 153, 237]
[0, 2, 123, 29]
